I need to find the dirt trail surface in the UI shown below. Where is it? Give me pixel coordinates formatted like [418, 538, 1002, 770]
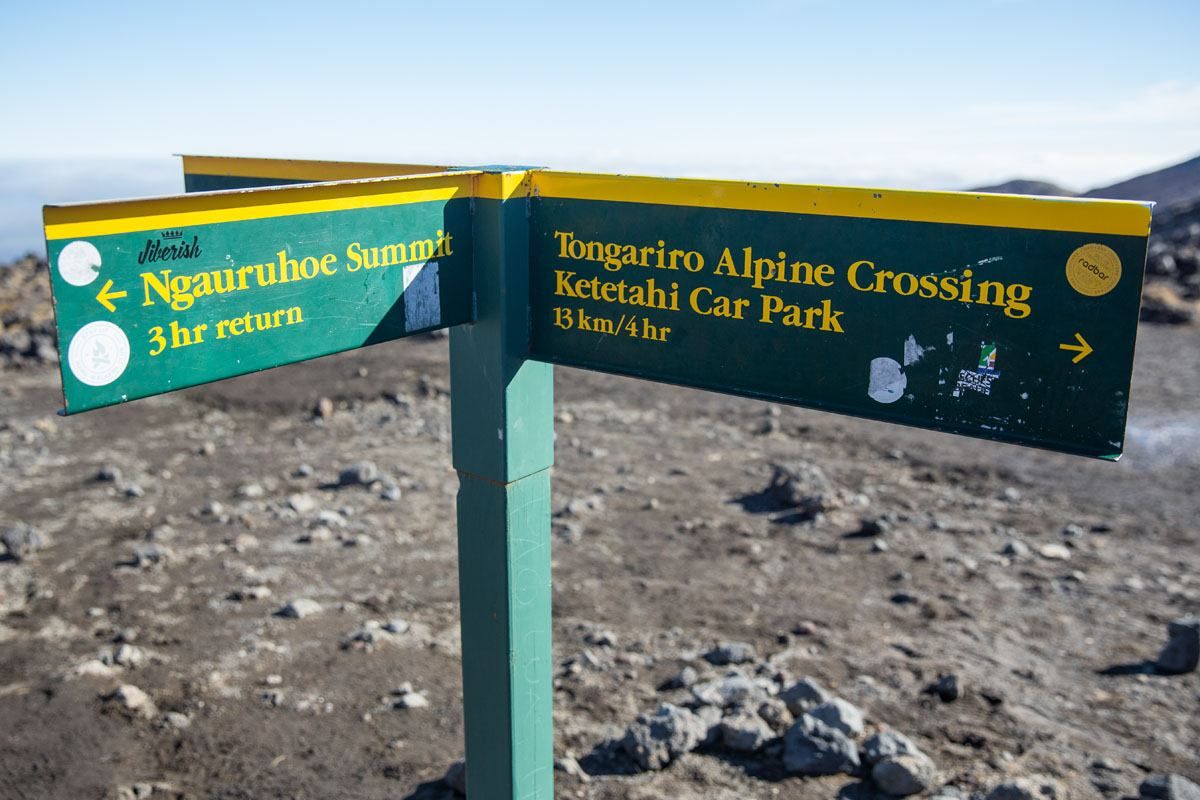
[1, 312, 1198, 798]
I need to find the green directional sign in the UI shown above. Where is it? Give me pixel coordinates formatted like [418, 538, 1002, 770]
[44, 172, 477, 413]
[526, 172, 1152, 459]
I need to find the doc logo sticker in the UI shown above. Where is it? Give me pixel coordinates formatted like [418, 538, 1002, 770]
[1066, 243, 1121, 297]
[67, 321, 130, 387]
[57, 240, 102, 287]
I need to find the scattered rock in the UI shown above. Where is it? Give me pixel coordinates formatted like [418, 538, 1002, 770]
[555, 754, 591, 783]
[756, 697, 793, 733]
[691, 672, 774, 709]
[928, 786, 969, 800]
[231, 585, 272, 602]
[703, 641, 757, 665]
[1, 523, 46, 562]
[1140, 773, 1200, 800]
[862, 730, 922, 766]
[110, 781, 176, 799]
[620, 703, 708, 771]
[162, 711, 191, 730]
[718, 709, 776, 752]
[767, 461, 855, 519]
[927, 673, 961, 702]
[393, 685, 429, 709]
[95, 465, 122, 483]
[559, 494, 605, 516]
[277, 598, 322, 619]
[1037, 543, 1071, 561]
[984, 775, 1066, 800]
[105, 644, 147, 669]
[130, 543, 171, 569]
[1140, 281, 1197, 325]
[1156, 617, 1200, 674]
[873, 753, 937, 797]
[583, 628, 618, 648]
[808, 697, 865, 737]
[111, 684, 157, 719]
[314, 397, 334, 419]
[237, 482, 265, 499]
[338, 460, 379, 487]
[295, 527, 332, 544]
[1001, 540, 1030, 558]
[444, 759, 467, 794]
[791, 620, 819, 636]
[660, 665, 698, 690]
[287, 493, 317, 514]
[782, 714, 861, 776]
[780, 677, 830, 716]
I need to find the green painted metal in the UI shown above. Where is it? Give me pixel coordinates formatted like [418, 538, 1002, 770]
[451, 189, 555, 481]
[45, 192, 471, 413]
[450, 170, 555, 799]
[528, 196, 1150, 459]
[455, 469, 554, 799]
[184, 173, 309, 192]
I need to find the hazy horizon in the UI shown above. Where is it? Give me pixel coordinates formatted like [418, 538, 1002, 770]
[3, 148, 1196, 261]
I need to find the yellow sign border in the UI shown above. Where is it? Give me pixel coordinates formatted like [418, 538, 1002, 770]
[43, 171, 537, 240]
[531, 171, 1153, 237]
[179, 154, 451, 182]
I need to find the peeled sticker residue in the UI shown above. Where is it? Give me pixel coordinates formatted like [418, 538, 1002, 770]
[868, 357, 907, 404]
[903, 335, 928, 366]
[403, 261, 441, 332]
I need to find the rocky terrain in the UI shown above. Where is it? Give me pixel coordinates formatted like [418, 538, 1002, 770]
[1, 248, 1198, 799]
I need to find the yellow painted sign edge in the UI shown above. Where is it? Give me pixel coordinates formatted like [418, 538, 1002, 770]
[44, 171, 488, 240]
[531, 171, 1153, 237]
[179, 154, 451, 182]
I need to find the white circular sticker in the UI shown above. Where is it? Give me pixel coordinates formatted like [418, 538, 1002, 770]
[67, 321, 130, 387]
[57, 240, 103, 286]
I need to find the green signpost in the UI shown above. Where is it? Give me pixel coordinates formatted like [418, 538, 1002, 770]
[42, 157, 1151, 799]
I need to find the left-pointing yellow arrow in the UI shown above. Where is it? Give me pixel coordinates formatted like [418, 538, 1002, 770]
[96, 279, 128, 313]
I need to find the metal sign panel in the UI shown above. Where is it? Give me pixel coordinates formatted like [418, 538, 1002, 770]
[527, 172, 1152, 459]
[179, 154, 451, 192]
[44, 172, 476, 413]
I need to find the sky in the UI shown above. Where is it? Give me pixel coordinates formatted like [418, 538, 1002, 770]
[2, 0, 1198, 258]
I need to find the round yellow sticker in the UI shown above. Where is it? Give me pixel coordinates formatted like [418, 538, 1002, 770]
[1066, 243, 1121, 297]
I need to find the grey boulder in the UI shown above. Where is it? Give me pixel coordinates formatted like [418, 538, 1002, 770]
[873, 753, 937, 797]
[1156, 617, 1200, 674]
[985, 775, 1065, 800]
[718, 710, 775, 752]
[782, 714, 860, 776]
[1, 524, 47, 562]
[1140, 774, 1200, 800]
[808, 697, 865, 738]
[779, 676, 831, 716]
[862, 729, 922, 766]
[620, 703, 708, 771]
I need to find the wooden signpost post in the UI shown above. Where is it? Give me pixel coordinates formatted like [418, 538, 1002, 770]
[42, 158, 1151, 798]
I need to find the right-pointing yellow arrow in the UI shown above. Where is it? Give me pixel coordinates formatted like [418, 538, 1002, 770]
[95, 279, 128, 313]
[1059, 332, 1093, 364]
